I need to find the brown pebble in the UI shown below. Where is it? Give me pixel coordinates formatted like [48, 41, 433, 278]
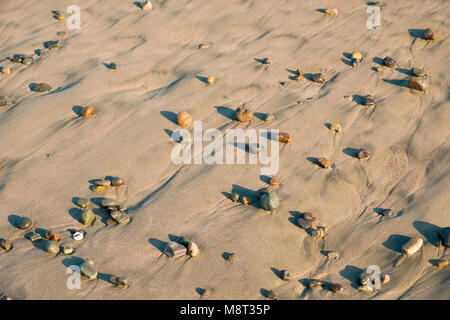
[381, 274, 390, 284]
[199, 288, 209, 297]
[356, 149, 370, 160]
[278, 133, 292, 144]
[81, 106, 94, 118]
[207, 75, 215, 85]
[177, 111, 193, 127]
[424, 28, 439, 40]
[57, 31, 67, 37]
[111, 177, 125, 187]
[311, 73, 325, 83]
[242, 196, 252, 205]
[0, 239, 12, 251]
[308, 279, 323, 288]
[329, 283, 344, 293]
[330, 123, 342, 132]
[45, 231, 60, 242]
[324, 8, 339, 16]
[235, 106, 253, 122]
[317, 158, 332, 169]
[302, 212, 316, 222]
[408, 78, 429, 91]
[436, 259, 448, 269]
[269, 177, 281, 186]
[382, 56, 396, 68]
[226, 253, 236, 262]
[280, 270, 290, 281]
[106, 219, 117, 226]
[266, 290, 277, 300]
[198, 43, 210, 49]
[297, 217, 312, 229]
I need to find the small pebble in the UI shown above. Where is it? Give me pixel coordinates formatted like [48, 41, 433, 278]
[63, 246, 74, 255]
[163, 241, 187, 258]
[80, 260, 98, 280]
[111, 177, 126, 187]
[235, 106, 253, 122]
[297, 217, 312, 229]
[375, 66, 384, 72]
[424, 28, 439, 40]
[330, 123, 342, 132]
[259, 192, 280, 212]
[142, 0, 153, 10]
[408, 78, 429, 91]
[401, 236, 423, 256]
[269, 177, 281, 186]
[0, 96, 7, 106]
[110, 276, 130, 289]
[56, 31, 67, 37]
[80, 209, 95, 226]
[381, 274, 390, 284]
[199, 288, 209, 297]
[363, 95, 375, 107]
[242, 196, 252, 205]
[44, 240, 60, 255]
[76, 198, 90, 210]
[45, 231, 60, 242]
[278, 133, 292, 144]
[312, 228, 325, 239]
[230, 193, 239, 202]
[106, 219, 117, 226]
[382, 56, 396, 68]
[31, 83, 51, 93]
[280, 270, 290, 281]
[44, 40, 62, 50]
[22, 57, 33, 65]
[317, 157, 332, 169]
[356, 149, 371, 160]
[329, 283, 345, 293]
[1, 67, 11, 75]
[198, 43, 210, 49]
[225, 253, 236, 262]
[206, 75, 215, 85]
[101, 198, 119, 207]
[110, 210, 130, 225]
[0, 239, 12, 251]
[265, 114, 275, 122]
[73, 231, 84, 241]
[188, 242, 199, 257]
[311, 73, 325, 83]
[308, 280, 323, 288]
[411, 67, 426, 77]
[327, 251, 339, 259]
[302, 212, 316, 222]
[27, 232, 42, 242]
[17, 217, 33, 231]
[95, 180, 111, 187]
[266, 290, 277, 300]
[261, 57, 270, 65]
[177, 111, 193, 127]
[324, 8, 339, 16]
[81, 106, 94, 118]
[436, 259, 448, 269]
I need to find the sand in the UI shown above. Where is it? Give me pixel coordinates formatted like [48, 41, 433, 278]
[0, 0, 449, 300]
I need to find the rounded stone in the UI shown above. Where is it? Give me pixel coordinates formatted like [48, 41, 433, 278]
[110, 178, 125, 187]
[408, 78, 429, 91]
[311, 73, 325, 83]
[329, 283, 344, 293]
[110, 276, 130, 288]
[0, 239, 12, 251]
[411, 67, 426, 77]
[95, 180, 111, 187]
[302, 212, 316, 222]
[317, 157, 332, 169]
[76, 198, 90, 210]
[80, 260, 98, 280]
[101, 198, 119, 207]
[297, 217, 312, 229]
[280, 270, 290, 281]
[44, 240, 60, 255]
[382, 56, 396, 68]
[230, 193, 239, 202]
[17, 217, 33, 231]
[259, 192, 280, 212]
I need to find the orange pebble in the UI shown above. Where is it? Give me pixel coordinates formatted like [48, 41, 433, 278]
[81, 106, 94, 118]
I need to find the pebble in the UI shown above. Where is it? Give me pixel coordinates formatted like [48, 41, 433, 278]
[292, 69, 304, 81]
[111, 177, 126, 187]
[31, 83, 51, 92]
[73, 231, 84, 241]
[101, 198, 119, 208]
[265, 114, 275, 122]
[327, 251, 339, 259]
[142, 0, 153, 10]
[95, 180, 111, 187]
[106, 219, 117, 226]
[199, 288, 209, 297]
[261, 57, 271, 65]
[424, 28, 439, 40]
[352, 52, 363, 61]
[63, 246, 74, 255]
[44, 40, 62, 50]
[312, 228, 325, 239]
[302, 212, 316, 222]
[330, 123, 342, 132]
[382, 56, 396, 68]
[259, 192, 280, 212]
[297, 217, 312, 229]
[17, 217, 33, 231]
[436, 259, 448, 269]
[401, 236, 423, 256]
[44, 240, 60, 255]
[375, 66, 384, 72]
[311, 73, 325, 83]
[0, 96, 7, 106]
[92, 186, 105, 192]
[198, 43, 210, 49]
[408, 78, 429, 91]
[81, 106, 94, 118]
[54, 12, 65, 20]
[0, 239, 12, 251]
[188, 242, 199, 257]
[317, 157, 332, 169]
[110, 276, 130, 288]
[77, 198, 90, 209]
[329, 283, 344, 293]
[379, 208, 394, 217]
[22, 57, 33, 65]
[308, 279, 323, 289]
[177, 111, 193, 127]
[109, 63, 118, 70]
[27, 232, 42, 242]
[235, 106, 253, 122]
[80, 260, 98, 280]
[164, 241, 187, 258]
[56, 31, 67, 37]
[10, 54, 26, 63]
[280, 270, 290, 281]
[356, 149, 371, 160]
[110, 210, 130, 225]
[45, 231, 60, 242]
[381, 274, 390, 284]
[324, 8, 339, 16]
[363, 95, 376, 107]
[269, 176, 281, 186]
[230, 193, 239, 202]
[80, 209, 95, 226]
[1, 67, 10, 75]
[278, 133, 292, 144]
[242, 196, 252, 205]
[206, 75, 215, 85]
[411, 67, 426, 77]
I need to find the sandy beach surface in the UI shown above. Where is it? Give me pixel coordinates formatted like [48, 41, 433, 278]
[0, 0, 449, 300]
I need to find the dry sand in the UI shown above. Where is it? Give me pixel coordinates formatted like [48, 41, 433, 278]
[0, 0, 449, 299]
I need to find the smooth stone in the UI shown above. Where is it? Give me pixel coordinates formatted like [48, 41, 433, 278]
[110, 276, 130, 288]
[356, 150, 370, 159]
[0, 96, 7, 106]
[297, 217, 312, 229]
[230, 193, 239, 202]
[80, 209, 95, 226]
[280, 270, 290, 281]
[95, 180, 111, 187]
[0, 239, 12, 251]
[265, 114, 275, 122]
[101, 198, 119, 207]
[259, 192, 280, 212]
[17, 217, 33, 230]
[73, 231, 84, 241]
[27, 232, 42, 242]
[110, 178, 125, 187]
[401, 236, 423, 256]
[329, 283, 344, 293]
[22, 57, 33, 65]
[382, 56, 396, 68]
[266, 290, 277, 300]
[163, 241, 187, 258]
[408, 78, 429, 91]
[317, 157, 332, 169]
[31, 83, 51, 92]
[438, 227, 450, 247]
[76, 198, 90, 209]
[436, 259, 448, 268]
[411, 67, 426, 77]
[80, 260, 98, 280]
[302, 212, 316, 222]
[63, 246, 74, 255]
[188, 242, 199, 257]
[44, 240, 60, 255]
[44, 40, 62, 49]
[106, 219, 117, 226]
[110, 210, 130, 224]
[311, 73, 325, 83]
